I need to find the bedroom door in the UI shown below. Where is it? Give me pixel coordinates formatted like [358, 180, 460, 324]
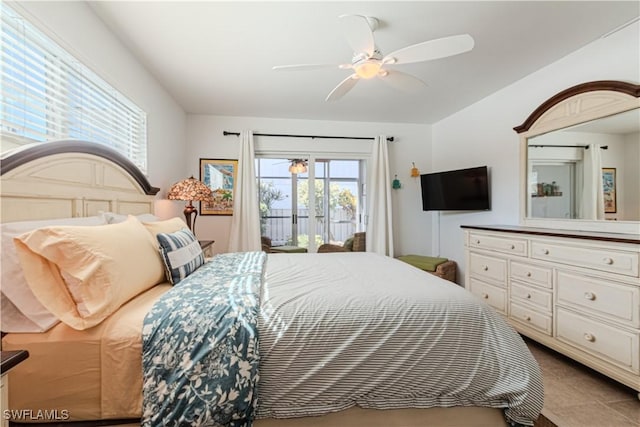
[530, 162, 576, 219]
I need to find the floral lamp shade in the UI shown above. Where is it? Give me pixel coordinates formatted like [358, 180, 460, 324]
[167, 176, 213, 233]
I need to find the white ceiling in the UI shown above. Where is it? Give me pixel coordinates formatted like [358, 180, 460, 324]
[88, 1, 639, 124]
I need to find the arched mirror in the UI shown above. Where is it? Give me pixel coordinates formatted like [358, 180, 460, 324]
[515, 81, 640, 235]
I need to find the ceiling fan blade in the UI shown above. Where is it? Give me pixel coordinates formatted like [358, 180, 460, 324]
[384, 34, 474, 65]
[325, 74, 359, 102]
[378, 70, 427, 92]
[339, 14, 376, 56]
[273, 64, 341, 71]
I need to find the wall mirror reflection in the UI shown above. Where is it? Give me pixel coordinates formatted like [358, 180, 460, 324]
[527, 108, 640, 221]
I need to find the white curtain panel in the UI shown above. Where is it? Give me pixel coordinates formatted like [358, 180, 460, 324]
[228, 131, 261, 252]
[580, 144, 605, 220]
[366, 135, 394, 257]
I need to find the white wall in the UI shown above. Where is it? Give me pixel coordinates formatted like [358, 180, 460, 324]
[11, 1, 187, 211]
[622, 132, 640, 221]
[431, 22, 640, 283]
[19, 1, 636, 280]
[187, 115, 431, 255]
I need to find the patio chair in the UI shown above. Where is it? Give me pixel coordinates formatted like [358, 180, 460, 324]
[317, 232, 365, 253]
[261, 236, 272, 253]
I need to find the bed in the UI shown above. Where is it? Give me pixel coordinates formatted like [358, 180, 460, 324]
[0, 141, 543, 426]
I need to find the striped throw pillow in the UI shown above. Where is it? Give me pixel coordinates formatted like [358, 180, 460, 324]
[156, 228, 205, 284]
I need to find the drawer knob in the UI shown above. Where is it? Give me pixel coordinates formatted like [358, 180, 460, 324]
[584, 333, 595, 342]
[526, 293, 532, 299]
[482, 265, 489, 271]
[481, 293, 489, 299]
[475, 239, 481, 244]
[525, 316, 531, 321]
[603, 257, 614, 265]
[542, 248, 549, 255]
[510, 244, 515, 250]
[526, 272, 532, 277]
[584, 292, 596, 301]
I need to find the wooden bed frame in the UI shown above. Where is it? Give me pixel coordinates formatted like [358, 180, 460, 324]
[1, 141, 510, 427]
[1, 141, 159, 223]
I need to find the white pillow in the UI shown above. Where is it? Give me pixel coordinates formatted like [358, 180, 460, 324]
[1, 215, 107, 333]
[1, 294, 42, 333]
[102, 212, 159, 224]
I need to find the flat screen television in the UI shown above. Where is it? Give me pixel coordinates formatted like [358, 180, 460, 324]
[420, 166, 490, 211]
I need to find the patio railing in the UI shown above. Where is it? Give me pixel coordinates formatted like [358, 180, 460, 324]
[262, 208, 358, 247]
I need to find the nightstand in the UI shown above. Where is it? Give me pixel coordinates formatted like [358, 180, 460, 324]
[1, 350, 29, 427]
[199, 240, 215, 257]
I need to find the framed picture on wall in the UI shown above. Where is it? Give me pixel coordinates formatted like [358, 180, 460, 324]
[602, 168, 616, 214]
[200, 158, 238, 215]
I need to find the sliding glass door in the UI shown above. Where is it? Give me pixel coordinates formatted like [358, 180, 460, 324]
[314, 159, 363, 246]
[256, 157, 365, 252]
[256, 158, 305, 248]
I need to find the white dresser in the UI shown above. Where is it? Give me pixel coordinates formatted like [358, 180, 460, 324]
[462, 225, 640, 395]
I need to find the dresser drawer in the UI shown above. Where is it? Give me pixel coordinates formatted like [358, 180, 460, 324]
[511, 261, 552, 289]
[469, 252, 507, 284]
[511, 281, 552, 312]
[469, 232, 527, 256]
[557, 308, 639, 373]
[531, 240, 639, 277]
[510, 302, 552, 335]
[557, 271, 640, 328]
[469, 278, 506, 314]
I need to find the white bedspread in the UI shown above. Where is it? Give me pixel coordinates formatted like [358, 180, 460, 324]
[257, 252, 543, 426]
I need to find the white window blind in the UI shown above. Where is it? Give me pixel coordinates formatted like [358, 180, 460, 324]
[0, 4, 148, 172]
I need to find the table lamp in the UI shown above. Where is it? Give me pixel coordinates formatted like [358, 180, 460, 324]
[167, 176, 213, 234]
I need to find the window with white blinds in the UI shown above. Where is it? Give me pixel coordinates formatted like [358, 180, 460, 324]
[1, 4, 148, 172]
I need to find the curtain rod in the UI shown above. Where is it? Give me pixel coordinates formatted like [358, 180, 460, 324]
[528, 144, 608, 149]
[223, 131, 394, 142]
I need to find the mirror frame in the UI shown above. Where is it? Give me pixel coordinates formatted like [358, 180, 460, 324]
[515, 80, 640, 235]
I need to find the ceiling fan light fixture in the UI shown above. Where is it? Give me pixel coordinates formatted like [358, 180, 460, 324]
[354, 59, 382, 79]
[273, 15, 475, 101]
[289, 159, 308, 174]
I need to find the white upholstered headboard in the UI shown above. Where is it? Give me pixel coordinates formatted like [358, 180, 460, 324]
[1, 140, 159, 223]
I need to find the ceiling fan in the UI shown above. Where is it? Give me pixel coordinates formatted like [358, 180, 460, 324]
[288, 159, 307, 174]
[273, 158, 308, 173]
[273, 15, 475, 101]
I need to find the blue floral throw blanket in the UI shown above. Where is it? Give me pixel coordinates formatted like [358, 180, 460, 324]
[142, 251, 266, 427]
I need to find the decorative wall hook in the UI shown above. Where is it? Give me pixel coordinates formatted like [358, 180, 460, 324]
[392, 174, 402, 189]
[410, 162, 420, 177]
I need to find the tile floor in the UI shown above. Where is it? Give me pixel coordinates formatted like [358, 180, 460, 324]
[525, 338, 640, 427]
